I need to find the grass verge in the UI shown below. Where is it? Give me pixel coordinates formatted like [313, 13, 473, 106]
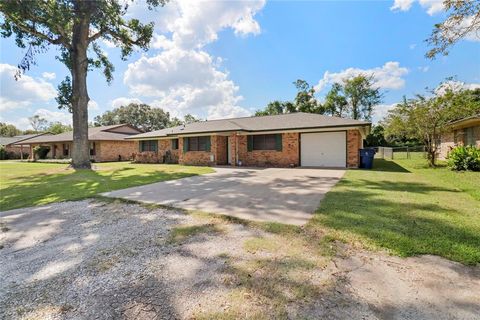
[310, 159, 480, 265]
[0, 161, 213, 211]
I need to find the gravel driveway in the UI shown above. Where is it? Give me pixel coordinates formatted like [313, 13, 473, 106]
[1, 201, 479, 319]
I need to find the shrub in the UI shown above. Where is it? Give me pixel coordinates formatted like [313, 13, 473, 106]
[447, 145, 480, 171]
[0, 145, 6, 160]
[33, 146, 50, 160]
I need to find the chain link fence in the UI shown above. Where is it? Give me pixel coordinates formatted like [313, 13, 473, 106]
[373, 146, 426, 160]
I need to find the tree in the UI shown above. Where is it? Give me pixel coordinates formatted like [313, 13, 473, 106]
[255, 80, 319, 116]
[1, 0, 167, 169]
[323, 83, 348, 117]
[184, 114, 201, 124]
[0, 123, 21, 137]
[28, 115, 48, 132]
[255, 101, 286, 116]
[293, 79, 320, 113]
[323, 74, 382, 121]
[94, 103, 170, 132]
[168, 117, 183, 127]
[365, 125, 387, 147]
[343, 75, 382, 120]
[426, 0, 480, 59]
[46, 122, 73, 134]
[384, 84, 480, 166]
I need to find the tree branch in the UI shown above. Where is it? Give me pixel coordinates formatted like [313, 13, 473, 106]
[3, 12, 69, 47]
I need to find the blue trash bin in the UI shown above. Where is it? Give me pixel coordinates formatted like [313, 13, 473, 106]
[359, 148, 375, 169]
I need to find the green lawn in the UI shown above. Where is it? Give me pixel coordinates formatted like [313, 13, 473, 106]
[0, 161, 213, 211]
[310, 159, 480, 265]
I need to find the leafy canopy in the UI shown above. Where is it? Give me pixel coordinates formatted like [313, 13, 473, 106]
[94, 103, 171, 132]
[0, 123, 22, 137]
[426, 0, 480, 59]
[255, 75, 382, 121]
[0, 0, 167, 110]
[383, 82, 480, 166]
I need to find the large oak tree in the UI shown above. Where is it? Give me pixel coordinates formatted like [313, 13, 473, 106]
[0, 0, 167, 168]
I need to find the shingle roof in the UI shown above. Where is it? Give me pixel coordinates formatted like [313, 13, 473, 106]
[129, 113, 371, 139]
[0, 133, 49, 146]
[18, 124, 141, 144]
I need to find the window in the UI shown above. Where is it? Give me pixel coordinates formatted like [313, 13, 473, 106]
[140, 140, 158, 152]
[171, 138, 179, 150]
[89, 142, 96, 156]
[185, 136, 210, 151]
[248, 134, 282, 151]
[63, 144, 69, 156]
[465, 127, 475, 146]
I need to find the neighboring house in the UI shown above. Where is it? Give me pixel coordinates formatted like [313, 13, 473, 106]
[438, 115, 480, 160]
[0, 133, 49, 159]
[18, 124, 142, 162]
[128, 113, 371, 168]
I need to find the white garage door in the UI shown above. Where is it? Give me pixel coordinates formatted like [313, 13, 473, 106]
[301, 131, 346, 167]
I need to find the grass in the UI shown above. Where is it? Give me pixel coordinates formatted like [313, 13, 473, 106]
[310, 158, 480, 265]
[168, 223, 224, 244]
[0, 161, 213, 211]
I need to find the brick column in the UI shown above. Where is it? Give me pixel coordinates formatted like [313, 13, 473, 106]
[229, 133, 237, 166]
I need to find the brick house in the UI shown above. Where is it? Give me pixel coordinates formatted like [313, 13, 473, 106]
[18, 124, 141, 162]
[128, 113, 371, 168]
[0, 133, 49, 159]
[438, 115, 480, 160]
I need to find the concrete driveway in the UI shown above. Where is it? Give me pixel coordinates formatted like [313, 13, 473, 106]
[102, 167, 345, 225]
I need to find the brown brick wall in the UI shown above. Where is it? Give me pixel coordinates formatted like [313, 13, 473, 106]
[4, 145, 30, 158]
[215, 135, 228, 165]
[179, 136, 215, 166]
[347, 130, 362, 168]
[176, 130, 363, 168]
[438, 125, 480, 159]
[236, 132, 299, 167]
[96, 140, 136, 162]
[159, 139, 179, 163]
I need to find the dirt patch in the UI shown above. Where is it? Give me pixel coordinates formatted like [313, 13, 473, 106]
[1, 201, 479, 319]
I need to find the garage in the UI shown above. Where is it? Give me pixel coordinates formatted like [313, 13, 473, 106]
[300, 131, 346, 167]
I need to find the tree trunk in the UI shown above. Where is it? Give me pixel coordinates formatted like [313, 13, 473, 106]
[70, 1, 92, 169]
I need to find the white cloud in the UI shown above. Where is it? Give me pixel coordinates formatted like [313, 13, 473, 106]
[418, 66, 430, 72]
[42, 72, 56, 80]
[391, 0, 415, 11]
[0, 64, 57, 111]
[12, 108, 72, 130]
[124, 47, 251, 120]
[315, 61, 409, 92]
[419, 0, 444, 16]
[110, 97, 143, 109]
[34, 108, 72, 124]
[391, 0, 444, 15]
[372, 103, 398, 123]
[444, 15, 480, 42]
[132, 0, 265, 50]
[409, 43, 416, 50]
[88, 100, 99, 110]
[435, 80, 480, 96]
[464, 83, 480, 90]
[123, 0, 264, 120]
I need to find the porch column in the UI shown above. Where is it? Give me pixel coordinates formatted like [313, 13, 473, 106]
[20, 145, 23, 160]
[230, 133, 237, 166]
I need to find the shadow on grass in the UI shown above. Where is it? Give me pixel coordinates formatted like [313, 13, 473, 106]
[311, 179, 480, 265]
[367, 159, 410, 173]
[0, 168, 201, 211]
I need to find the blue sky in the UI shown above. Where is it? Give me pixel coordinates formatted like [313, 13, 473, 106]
[1, 0, 479, 130]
